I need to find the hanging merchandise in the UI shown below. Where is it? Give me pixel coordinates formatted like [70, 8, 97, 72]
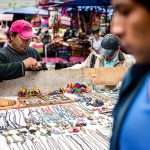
[81, 11, 87, 33]
[60, 7, 71, 28]
[72, 8, 79, 29]
[91, 11, 100, 31]
[31, 15, 41, 27]
[49, 10, 58, 28]
[41, 17, 49, 27]
[100, 14, 107, 35]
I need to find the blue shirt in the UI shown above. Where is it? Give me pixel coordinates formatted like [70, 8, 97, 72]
[120, 74, 150, 150]
[104, 54, 119, 68]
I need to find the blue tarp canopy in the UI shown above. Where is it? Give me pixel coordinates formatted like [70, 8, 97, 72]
[56, 0, 110, 7]
[2, 7, 48, 15]
[65, 6, 113, 13]
[39, 2, 63, 6]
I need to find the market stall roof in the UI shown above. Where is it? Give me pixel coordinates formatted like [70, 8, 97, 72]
[39, 2, 64, 6]
[2, 7, 48, 15]
[55, 0, 110, 7]
[65, 6, 113, 13]
[0, 14, 14, 21]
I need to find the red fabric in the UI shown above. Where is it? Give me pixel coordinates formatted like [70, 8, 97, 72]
[42, 57, 67, 63]
[69, 56, 85, 62]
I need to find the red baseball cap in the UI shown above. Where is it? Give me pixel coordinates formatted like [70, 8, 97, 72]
[6, 20, 35, 40]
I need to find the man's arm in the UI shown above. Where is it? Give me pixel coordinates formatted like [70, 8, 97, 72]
[0, 50, 38, 81]
[0, 51, 25, 81]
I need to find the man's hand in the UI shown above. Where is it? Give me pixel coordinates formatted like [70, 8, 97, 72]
[23, 57, 38, 69]
[30, 61, 45, 71]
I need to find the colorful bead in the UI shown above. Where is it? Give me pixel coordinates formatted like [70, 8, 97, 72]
[82, 82, 89, 88]
[72, 88, 78, 93]
[74, 83, 81, 89]
[73, 127, 79, 133]
[86, 86, 91, 93]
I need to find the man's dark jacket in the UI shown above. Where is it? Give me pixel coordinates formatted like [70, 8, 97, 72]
[0, 46, 47, 82]
[110, 64, 150, 150]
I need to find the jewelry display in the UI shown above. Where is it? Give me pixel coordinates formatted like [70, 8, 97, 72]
[18, 94, 74, 108]
[0, 84, 119, 150]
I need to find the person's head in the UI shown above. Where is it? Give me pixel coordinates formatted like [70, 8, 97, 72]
[6, 19, 35, 53]
[92, 29, 100, 40]
[45, 30, 49, 35]
[66, 28, 70, 33]
[101, 34, 120, 61]
[111, 0, 150, 63]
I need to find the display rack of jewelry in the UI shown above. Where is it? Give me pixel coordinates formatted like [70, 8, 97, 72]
[18, 94, 74, 108]
[0, 86, 118, 150]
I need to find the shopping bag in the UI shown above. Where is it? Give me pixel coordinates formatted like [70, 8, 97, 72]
[60, 7, 71, 28]
[49, 11, 58, 28]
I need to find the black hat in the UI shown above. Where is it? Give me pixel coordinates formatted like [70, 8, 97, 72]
[101, 34, 120, 56]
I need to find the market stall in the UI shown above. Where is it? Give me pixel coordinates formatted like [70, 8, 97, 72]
[0, 14, 14, 48]
[38, 0, 112, 67]
[0, 67, 125, 150]
[55, 0, 112, 34]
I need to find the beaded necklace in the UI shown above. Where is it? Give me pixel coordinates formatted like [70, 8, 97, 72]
[77, 102, 94, 114]
[79, 134, 99, 150]
[74, 134, 93, 150]
[47, 136, 62, 150]
[87, 130, 109, 149]
[58, 136, 74, 150]
[52, 105, 74, 120]
[68, 135, 84, 150]
[65, 135, 80, 150]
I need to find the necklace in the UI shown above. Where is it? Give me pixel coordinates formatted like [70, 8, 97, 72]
[68, 135, 84, 150]
[74, 134, 93, 150]
[47, 136, 62, 150]
[79, 134, 99, 150]
[85, 131, 104, 149]
[65, 135, 80, 150]
[46, 138, 54, 150]
[59, 136, 74, 150]
[77, 102, 94, 114]
[38, 137, 47, 150]
[87, 130, 109, 149]
[6, 138, 13, 150]
[8, 111, 17, 129]
[53, 105, 75, 120]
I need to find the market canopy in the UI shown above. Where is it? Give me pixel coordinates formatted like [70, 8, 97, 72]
[2, 7, 48, 15]
[55, 0, 110, 7]
[39, 2, 64, 6]
[0, 14, 14, 21]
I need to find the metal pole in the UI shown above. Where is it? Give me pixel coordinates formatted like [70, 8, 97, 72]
[105, 6, 108, 34]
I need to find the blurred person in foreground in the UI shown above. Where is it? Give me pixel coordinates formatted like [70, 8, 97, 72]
[0, 20, 47, 82]
[84, 34, 135, 68]
[110, 0, 150, 150]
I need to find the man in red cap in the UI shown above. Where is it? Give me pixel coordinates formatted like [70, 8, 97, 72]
[0, 19, 47, 81]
